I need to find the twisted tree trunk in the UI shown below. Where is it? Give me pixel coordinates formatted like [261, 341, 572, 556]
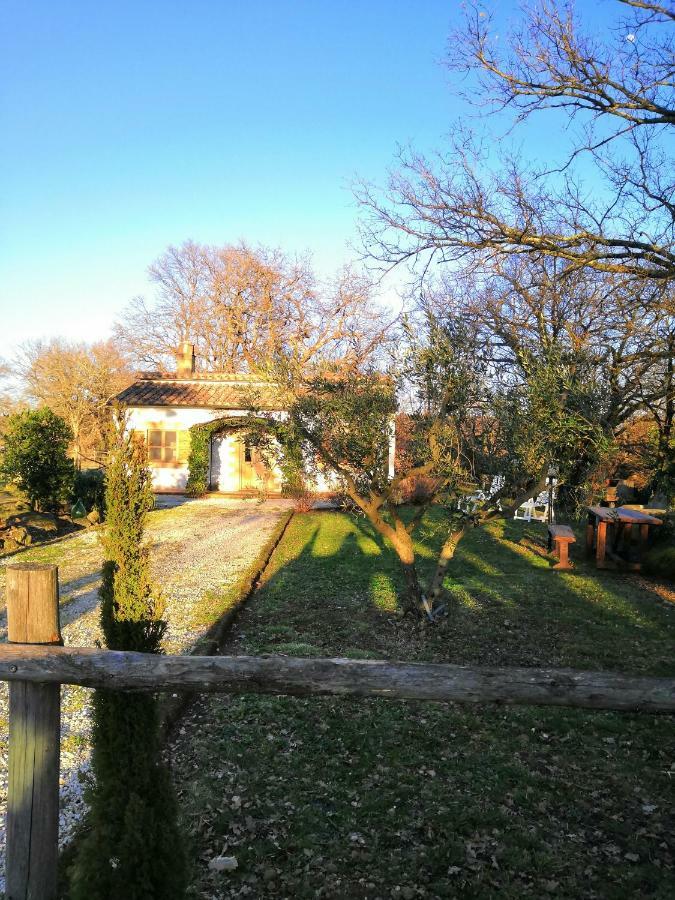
[427, 526, 469, 604]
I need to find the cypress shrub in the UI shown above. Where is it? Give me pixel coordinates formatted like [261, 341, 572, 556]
[69, 428, 186, 899]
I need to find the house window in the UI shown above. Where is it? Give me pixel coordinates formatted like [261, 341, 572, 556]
[244, 442, 252, 463]
[147, 429, 177, 463]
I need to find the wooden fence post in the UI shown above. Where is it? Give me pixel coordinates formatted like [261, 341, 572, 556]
[5, 563, 62, 900]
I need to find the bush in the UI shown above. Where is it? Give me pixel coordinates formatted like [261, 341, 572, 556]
[0, 407, 74, 512]
[282, 479, 317, 512]
[73, 468, 106, 517]
[185, 424, 212, 496]
[395, 473, 443, 505]
[643, 545, 675, 581]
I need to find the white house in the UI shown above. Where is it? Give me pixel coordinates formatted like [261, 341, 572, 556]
[116, 343, 395, 495]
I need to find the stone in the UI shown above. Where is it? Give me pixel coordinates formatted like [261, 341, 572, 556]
[208, 855, 238, 873]
[6, 526, 32, 546]
[5, 512, 58, 542]
[86, 509, 101, 525]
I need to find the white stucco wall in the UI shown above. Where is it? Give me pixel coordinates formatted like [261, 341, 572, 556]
[126, 407, 285, 493]
[125, 406, 397, 494]
[126, 407, 252, 492]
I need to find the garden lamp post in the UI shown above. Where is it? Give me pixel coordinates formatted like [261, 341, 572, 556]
[546, 465, 558, 550]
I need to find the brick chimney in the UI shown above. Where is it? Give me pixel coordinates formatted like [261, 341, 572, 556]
[176, 341, 195, 377]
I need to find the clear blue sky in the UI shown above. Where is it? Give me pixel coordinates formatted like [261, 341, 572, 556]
[0, 0, 612, 355]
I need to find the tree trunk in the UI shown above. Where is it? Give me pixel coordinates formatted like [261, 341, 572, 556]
[428, 527, 468, 603]
[399, 558, 425, 616]
[347, 490, 426, 618]
[387, 527, 425, 616]
[655, 338, 673, 480]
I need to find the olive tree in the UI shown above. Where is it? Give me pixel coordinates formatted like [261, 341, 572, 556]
[255, 314, 608, 618]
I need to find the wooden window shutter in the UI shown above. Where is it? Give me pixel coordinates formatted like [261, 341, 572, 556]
[177, 430, 192, 464]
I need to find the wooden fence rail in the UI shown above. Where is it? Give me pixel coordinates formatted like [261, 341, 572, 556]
[3, 563, 675, 899]
[2, 642, 675, 711]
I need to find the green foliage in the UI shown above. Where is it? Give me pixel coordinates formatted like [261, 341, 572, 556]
[99, 431, 165, 650]
[185, 423, 216, 496]
[70, 691, 185, 900]
[0, 407, 74, 511]
[73, 467, 106, 516]
[404, 310, 614, 505]
[647, 426, 675, 506]
[643, 545, 675, 580]
[268, 371, 397, 498]
[186, 415, 284, 496]
[494, 351, 614, 489]
[70, 425, 186, 899]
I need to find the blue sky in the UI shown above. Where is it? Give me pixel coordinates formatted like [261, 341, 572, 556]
[0, 0, 614, 354]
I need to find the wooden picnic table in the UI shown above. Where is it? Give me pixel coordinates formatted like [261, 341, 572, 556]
[586, 506, 662, 571]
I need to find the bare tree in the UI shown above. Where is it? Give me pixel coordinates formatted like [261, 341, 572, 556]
[0, 359, 22, 422]
[18, 339, 132, 466]
[115, 242, 393, 373]
[357, 0, 674, 282]
[416, 258, 675, 498]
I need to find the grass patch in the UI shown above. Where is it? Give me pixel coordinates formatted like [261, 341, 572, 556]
[172, 509, 675, 898]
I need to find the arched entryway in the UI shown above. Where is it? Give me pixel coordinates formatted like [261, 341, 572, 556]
[209, 425, 281, 494]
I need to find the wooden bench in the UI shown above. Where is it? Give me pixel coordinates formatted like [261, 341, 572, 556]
[548, 524, 576, 570]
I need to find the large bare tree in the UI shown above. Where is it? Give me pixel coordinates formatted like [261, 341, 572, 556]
[18, 339, 132, 466]
[0, 359, 21, 422]
[115, 241, 392, 373]
[416, 258, 675, 495]
[357, 0, 674, 282]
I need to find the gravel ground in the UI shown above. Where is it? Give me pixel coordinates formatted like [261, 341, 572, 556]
[0, 496, 292, 890]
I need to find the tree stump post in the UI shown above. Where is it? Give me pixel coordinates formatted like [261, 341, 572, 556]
[5, 563, 62, 900]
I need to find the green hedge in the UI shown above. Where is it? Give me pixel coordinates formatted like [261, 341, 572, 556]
[185, 424, 215, 496]
[643, 545, 675, 581]
[73, 468, 106, 516]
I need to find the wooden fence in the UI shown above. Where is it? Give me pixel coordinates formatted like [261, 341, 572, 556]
[2, 562, 674, 899]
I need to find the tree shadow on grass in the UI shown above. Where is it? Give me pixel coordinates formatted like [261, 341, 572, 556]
[436, 518, 675, 675]
[232, 510, 675, 678]
[174, 509, 675, 900]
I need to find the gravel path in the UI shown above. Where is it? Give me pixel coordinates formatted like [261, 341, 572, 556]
[0, 496, 292, 889]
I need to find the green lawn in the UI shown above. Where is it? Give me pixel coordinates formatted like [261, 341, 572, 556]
[171, 510, 675, 899]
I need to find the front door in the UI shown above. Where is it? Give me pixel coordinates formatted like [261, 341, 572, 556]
[238, 436, 277, 491]
[211, 430, 281, 493]
[239, 437, 257, 490]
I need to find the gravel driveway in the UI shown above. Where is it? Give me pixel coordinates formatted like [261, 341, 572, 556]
[0, 496, 292, 889]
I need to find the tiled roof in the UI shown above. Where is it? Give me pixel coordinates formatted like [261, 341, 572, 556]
[135, 371, 271, 383]
[116, 376, 283, 410]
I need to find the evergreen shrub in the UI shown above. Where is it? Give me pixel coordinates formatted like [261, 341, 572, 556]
[69, 427, 186, 900]
[643, 545, 675, 581]
[0, 407, 74, 511]
[73, 468, 106, 517]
